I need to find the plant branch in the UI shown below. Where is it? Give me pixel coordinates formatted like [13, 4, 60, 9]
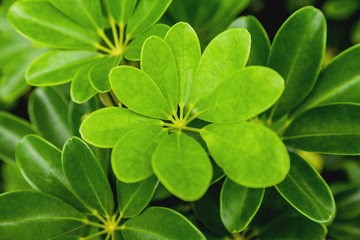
[98, 30, 116, 50]
[110, 19, 120, 50]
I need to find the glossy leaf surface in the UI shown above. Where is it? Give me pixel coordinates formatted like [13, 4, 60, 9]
[89, 55, 121, 92]
[202, 123, 290, 187]
[152, 132, 212, 201]
[70, 63, 97, 103]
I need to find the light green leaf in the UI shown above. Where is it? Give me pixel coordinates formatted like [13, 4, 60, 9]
[89, 55, 121, 92]
[267, 6, 326, 121]
[49, 0, 104, 31]
[117, 176, 159, 218]
[190, 29, 250, 103]
[0, 111, 35, 164]
[106, 0, 137, 25]
[126, 0, 172, 39]
[196, 66, 284, 123]
[258, 215, 327, 239]
[141, 36, 178, 113]
[124, 24, 170, 61]
[62, 137, 114, 216]
[68, 98, 98, 137]
[220, 178, 264, 232]
[7, 1, 98, 49]
[122, 207, 206, 240]
[201, 123, 290, 188]
[70, 63, 97, 104]
[80, 107, 162, 148]
[152, 132, 212, 201]
[28, 87, 72, 148]
[283, 103, 360, 154]
[112, 125, 167, 182]
[275, 152, 335, 223]
[228, 15, 270, 66]
[16, 135, 87, 212]
[165, 22, 201, 105]
[110, 66, 172, 119]
[296, 44, 360, 113]
[0, 191, 85, 240]
[26, 50, 101, 86]
[322, 0, 360, 21]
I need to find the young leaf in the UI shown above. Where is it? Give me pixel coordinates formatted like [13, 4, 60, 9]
[228, 15, 270, 66]
[124, 24, 170, 61]
[201, 122, 290, 188]
[62, 137, 114, 216]
[80, 107, 162, 148]
[0, 191, 85, 240]
[117, 176, 159, 218]
[49, 0, 104, 32]
[28, 87, 72, 148]
[105, 0, 137, 25]
[220, 178, 264, 232]
[196, 66, 284, 123]
[16, 135, 87, 212]
[141, 36, 179, 113]
[122, 207, 206, 240]
[112, 125, 167, 182]
[283, 103, 360, 154]
[7, 1, 98, 49]
[0, 111, 35, 164]
[70, 63, 97, 104]
[152, 132, 213, 201]
[126, 0, 172, 39]
[26, 50, 101, 86]
[275, 152, 335, 223]
[190, 28, 250, 103]
[267, 6, 326, 121]
[295, 44, 360, 113]
[164, 22, 201, 105]
[110, 66, 172, 119]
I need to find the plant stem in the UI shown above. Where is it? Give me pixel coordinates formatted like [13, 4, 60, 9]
[110, 19, 120, 50]
[94, 44, 113, 54]
[92, 210, 107, 225]
[82, 230, 107, 240]
[99, 93, 115, 107]
[183, 126, 203, 133]
[98, 30, 116, 50]
[183, 104, 194, 122]
[83, 219, 105, 228]
[119, 24, 124, 48]
[110, 90, 122, 106]
[104, 232, 111, 240]
[173, 111, 180, 121]
[184, 112, 199, 125]
[179, 103, 184, 120]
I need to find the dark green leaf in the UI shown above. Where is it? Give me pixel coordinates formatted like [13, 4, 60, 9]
[1, 163, 31, 191]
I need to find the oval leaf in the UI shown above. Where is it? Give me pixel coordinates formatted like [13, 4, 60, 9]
[275, 152, 335, 223]
[62, 137, 114, 216]
[196, 66, 284, 123]
[152, 132, 213, 201]
[267, 6, 326, 121]
[0, 191, 85, 240]
[220, 178, 264, 232]
[122, 207, 206, 240]
[70, 63, 97, 103]
[283, 103, 360, 154]
[201, 122, 290, 188]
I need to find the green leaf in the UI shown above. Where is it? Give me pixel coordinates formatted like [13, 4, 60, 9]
[28, 87, 72, 148]
[62, 137, 114, 216]
[267, 6, 326, 121]
[112, 125, 167, 182]
[190, 29, 250, 103]
[26, 50, 101, 86]
[322, 0, 360, 20]
[106, 0, 137, 25]
[110, 66, 172, 119]
[329, 217, 360, 240]
[1, 163, 31, 192]
[68, 98, 98, 137]
[122, 207, 206, 240]
[126, 0, 172, 38]
[295, 44, 360, 113]
[117, 176, 159, 218]
[80, 107, 162, 148]
[196, 66, 284, 123]
[7, 1, 98, 49]
[0, 111, 35, 164]
[228, 15, 270, 66]
[258, 215, 327, 239]
[164, 22, 201, 105]
[152, 132, 212, 201]
[70, 63, 97, 103]
[141, 36, 178, 113]
[275, 152, 335, 223]
[16, 135, 87, 212]
[283, 103, 360, 154]
[220, 178, 264, 232]
[49, 0, 104, 31]
[89, 55, 122, 92]
[201, 123, 290, 188]
[0, 191, 85, 240]
[124, 24, 170, 61]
